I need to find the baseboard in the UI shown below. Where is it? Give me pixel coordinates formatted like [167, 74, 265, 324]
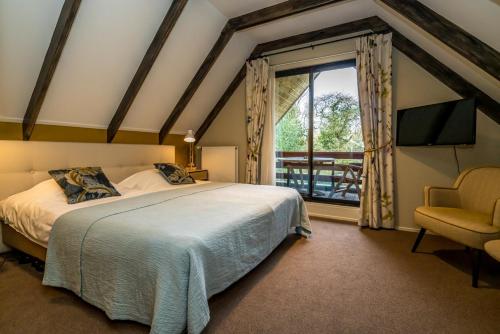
[396, 226, 437, 235]
[309, 213, 357, 224]
[396, 226, 420, 233]
[306, 202, 360, 223]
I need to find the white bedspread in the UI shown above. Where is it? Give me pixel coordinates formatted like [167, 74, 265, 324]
[43, 182, 310, 333]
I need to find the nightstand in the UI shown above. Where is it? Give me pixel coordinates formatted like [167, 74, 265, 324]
[188, 169, 209, 181]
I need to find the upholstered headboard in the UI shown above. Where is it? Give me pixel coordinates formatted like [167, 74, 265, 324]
[0, 140, 175, 201]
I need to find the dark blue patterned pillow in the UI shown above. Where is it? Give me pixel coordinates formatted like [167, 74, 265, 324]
[48, 167, 121, 204]
[154, 163, 195, 185]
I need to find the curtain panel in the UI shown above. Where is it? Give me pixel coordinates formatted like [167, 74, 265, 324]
[356, 33, 395, 229]
[245, 58, 270, 184]
[260, 66, 276, 186]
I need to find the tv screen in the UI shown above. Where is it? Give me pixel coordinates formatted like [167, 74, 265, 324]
[396, 98, 476, 146]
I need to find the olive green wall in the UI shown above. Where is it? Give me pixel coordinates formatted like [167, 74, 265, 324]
[0, 122, 188, 166]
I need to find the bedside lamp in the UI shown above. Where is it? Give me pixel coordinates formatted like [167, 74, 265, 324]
[184, 130, 196, 170]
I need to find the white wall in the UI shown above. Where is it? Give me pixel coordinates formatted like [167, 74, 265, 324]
[199, 39, 500, 230]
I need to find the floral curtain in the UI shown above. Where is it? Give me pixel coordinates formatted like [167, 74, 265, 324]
[245, 58, 270, 184]
[260, 66, 276, 186]
[356, 33, 394, 229]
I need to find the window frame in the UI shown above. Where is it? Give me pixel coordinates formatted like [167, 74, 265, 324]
[275, 58, 361, 206]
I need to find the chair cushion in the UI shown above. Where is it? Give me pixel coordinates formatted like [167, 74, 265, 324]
[414, 207, 500, 249]
[485, 240, 500, 262]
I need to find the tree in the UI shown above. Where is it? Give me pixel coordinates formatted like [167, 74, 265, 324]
[314, 92, 363, 152]
[275, 105, 307, 152]
[275, 92, 363, 153]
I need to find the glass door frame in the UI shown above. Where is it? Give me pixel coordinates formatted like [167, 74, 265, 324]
[275, 58, 359, 206]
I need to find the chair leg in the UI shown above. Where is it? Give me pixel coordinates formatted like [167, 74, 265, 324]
[472, 249, 482, 288]
[411, 228, 426, 253]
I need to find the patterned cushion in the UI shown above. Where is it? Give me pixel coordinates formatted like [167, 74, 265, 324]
[154, 163, 195, 185]
[48, 167, 121, 204]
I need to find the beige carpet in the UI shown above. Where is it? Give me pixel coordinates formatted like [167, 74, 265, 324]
[0, 220, 499, 334]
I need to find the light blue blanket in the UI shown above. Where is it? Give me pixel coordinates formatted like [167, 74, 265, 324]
[43, 183, 310, 334]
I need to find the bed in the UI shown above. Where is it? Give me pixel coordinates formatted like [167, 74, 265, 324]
[0, 141, 310, 334]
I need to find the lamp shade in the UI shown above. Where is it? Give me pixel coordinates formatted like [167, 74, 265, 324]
[184, 130, 195, 143]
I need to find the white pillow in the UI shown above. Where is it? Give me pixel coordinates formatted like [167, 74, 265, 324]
[1, 178, 66, 209]
[0, 178, 142, 246]
[118, 169, 174, 192]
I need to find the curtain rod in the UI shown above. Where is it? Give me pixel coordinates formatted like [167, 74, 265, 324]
[250, 30, 389, 60]
[271, 50, 356, 68]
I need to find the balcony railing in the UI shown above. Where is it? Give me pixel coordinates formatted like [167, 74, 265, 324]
[275, 151, 364, 202]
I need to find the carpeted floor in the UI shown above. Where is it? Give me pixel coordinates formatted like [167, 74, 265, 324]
[0, 220, 499, 334]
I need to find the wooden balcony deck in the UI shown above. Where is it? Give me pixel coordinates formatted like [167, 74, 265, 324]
[275, 151, 364, 202]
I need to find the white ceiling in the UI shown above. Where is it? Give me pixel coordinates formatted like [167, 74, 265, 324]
[374, 0, 500, 102]
[240, 0, 375, 43]
[120, 0, 227, 133]
[0, 0, 64, 122]
[41, 0, 175, 130]
[208, 0, 283, 18]
[0, 0, 498, 135]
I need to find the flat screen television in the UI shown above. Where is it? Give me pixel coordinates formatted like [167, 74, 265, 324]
[396, 98, 476, 146]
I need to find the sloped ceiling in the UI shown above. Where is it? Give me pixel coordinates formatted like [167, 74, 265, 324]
[374, 0, 500, 102]
[1, 0, 498, 137]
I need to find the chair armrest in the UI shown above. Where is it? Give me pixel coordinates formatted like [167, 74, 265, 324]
[424, 186, 460, 207]
[492, 199, 500, 227]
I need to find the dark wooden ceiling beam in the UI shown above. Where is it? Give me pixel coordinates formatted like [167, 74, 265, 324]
[255, 16, 389, 55]
[195, 17, 388, 143]
[379, 0, 500, 81]
[158, 22, 235, 143]
[229, 0, 346, 31]
[390, 29, 500, 124]
[193, 47, 262, 144]
[194, 64, 247, 145]
[22, 0, 81, 141]
[107, 0, 188, 143]
[159, 0, 348, 144]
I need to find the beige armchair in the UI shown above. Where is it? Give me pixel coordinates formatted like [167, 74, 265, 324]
[412, 166, 500, 287]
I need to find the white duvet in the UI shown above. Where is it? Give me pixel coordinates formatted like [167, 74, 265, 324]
[0, 169, 207, 247]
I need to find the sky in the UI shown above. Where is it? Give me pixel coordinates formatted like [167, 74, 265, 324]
[296, 67, 359, 107]
[314, 67, 359, 98]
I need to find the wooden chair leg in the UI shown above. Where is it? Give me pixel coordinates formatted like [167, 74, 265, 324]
[412, 228, 426, 253]
[472, 249, 482, 288]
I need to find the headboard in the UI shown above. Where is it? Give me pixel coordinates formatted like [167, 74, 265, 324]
[0, 140, 175, 201]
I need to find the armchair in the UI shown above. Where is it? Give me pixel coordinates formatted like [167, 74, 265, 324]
[412, 166, 500, 287]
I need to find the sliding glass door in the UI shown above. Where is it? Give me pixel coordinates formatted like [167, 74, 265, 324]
[275, 72, 310, 195]
[275, 59, 363, 205]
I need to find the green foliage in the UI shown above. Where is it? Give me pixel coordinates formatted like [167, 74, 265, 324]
[275, 105, 307, 152]
[275, 92, 363, 153]
[314, 92, 363, 152]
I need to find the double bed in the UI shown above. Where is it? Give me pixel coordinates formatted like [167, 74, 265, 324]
[0, 141, 310, 334]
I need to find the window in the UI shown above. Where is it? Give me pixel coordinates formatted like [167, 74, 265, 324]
[275, 59, 363, 205]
